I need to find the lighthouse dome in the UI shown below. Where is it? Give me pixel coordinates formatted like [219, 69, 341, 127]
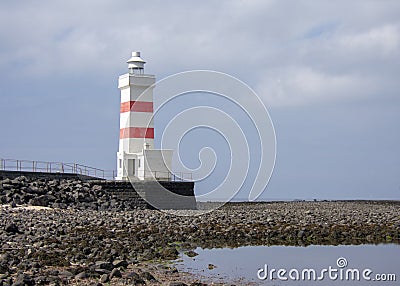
[127, 51, 146, 74]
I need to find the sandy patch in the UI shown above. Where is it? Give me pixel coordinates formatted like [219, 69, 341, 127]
[0, 204, 54, 211]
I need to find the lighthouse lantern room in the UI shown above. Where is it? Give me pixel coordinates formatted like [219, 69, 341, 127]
[116, 52, 172, 181]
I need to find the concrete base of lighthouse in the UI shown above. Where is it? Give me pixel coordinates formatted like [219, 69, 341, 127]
[94, 180, 196, 210]
[116, 149, 173, 181]
[132, 180, 196, 210]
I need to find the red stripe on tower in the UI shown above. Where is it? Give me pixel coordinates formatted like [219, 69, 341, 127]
[120, 101, 153, 113]
[120, 127, 154, 139]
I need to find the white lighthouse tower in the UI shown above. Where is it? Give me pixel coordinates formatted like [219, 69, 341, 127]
[116, 52, 172, 181]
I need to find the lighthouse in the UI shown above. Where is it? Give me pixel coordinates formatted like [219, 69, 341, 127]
[116, 52, 172, 181]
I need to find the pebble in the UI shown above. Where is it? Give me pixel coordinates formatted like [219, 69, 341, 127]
[99, 273, 109, 283]
[4, 224, 19, 234]
[75, 272, 89, 280]
[141, 271, 157, 282]
[184, 250, 198, 257]
[112, 260, 128, 268]
[110, 268, 122, 279]
[169, 282, 188, 286]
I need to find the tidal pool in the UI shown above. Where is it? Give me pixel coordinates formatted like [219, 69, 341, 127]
[175, 244, 399, 285]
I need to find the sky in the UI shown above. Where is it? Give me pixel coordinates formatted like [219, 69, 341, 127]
[0, 0, 399, 200]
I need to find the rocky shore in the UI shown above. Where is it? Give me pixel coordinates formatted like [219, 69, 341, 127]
[1, 176, 399, 285]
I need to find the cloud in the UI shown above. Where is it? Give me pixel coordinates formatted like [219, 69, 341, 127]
[256, 67, 371, 106]
[339, 25, 399, 56]
[0, 0, 399, 106]
[256, 21, 400, 106]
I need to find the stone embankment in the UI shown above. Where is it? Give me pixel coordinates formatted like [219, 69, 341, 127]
[0, 176, 148, 211]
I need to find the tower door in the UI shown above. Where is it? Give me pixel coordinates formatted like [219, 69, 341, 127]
[127, 159, 135, 176]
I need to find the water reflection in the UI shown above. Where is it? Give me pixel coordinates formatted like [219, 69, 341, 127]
[175, 244, 399, 285]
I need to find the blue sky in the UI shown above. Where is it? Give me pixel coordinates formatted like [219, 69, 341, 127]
[0, 0, 399, 200]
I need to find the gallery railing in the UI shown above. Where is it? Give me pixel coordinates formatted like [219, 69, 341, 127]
[135, 170, 193, 181]
[0, 158, 114, 180]
[0, 158, 192, 181]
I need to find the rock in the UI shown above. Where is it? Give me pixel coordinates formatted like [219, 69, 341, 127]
[95, 261, 113, 271]
[75, 272, 89, 279]
[10, 178, 21, 185]
[110, 268, 122, 279]
[30, 195, 56, 207]
[184, 250, 198, 257]
[31, 261, 41, 270]
[94, 269, 111, 275]
[132, 278, 146, 285]
[2, 277, 13, 286]
[0, 262, 9, 274]
[18, 176, 27, 182]
[26, 186, 45, 195]
[100, 274, 109, 283]
[34, 276, 50, 284]
[112, 259, 128, 268]
[207, 264, 216, 270]
[160, 247, 179, 259]
[5, 223, 19, 234]
[12, 273, 34, 286]
[169, 282, 188, 286]
[126, 271, 140, 280]
[163, 266, 178, 274]
[141, 271, 157, 282]
[297, 230, 305, 238]
[92, 185, 102, 192]
[58, 270, 74, 278]
[190, 283, 208, 286]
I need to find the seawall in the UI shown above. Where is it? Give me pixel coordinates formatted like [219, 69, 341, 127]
[0, 171, 196, 210]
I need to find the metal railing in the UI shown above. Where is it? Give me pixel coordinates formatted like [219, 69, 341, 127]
[0, 158, 192, 182]
[0, 158, 115, 180]
[136, 170, 193, 182]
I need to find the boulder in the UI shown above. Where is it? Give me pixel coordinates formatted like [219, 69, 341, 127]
[110, 268, 122, 279]
[95, 261, 113, 271]
[5, 223, 20, 234]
